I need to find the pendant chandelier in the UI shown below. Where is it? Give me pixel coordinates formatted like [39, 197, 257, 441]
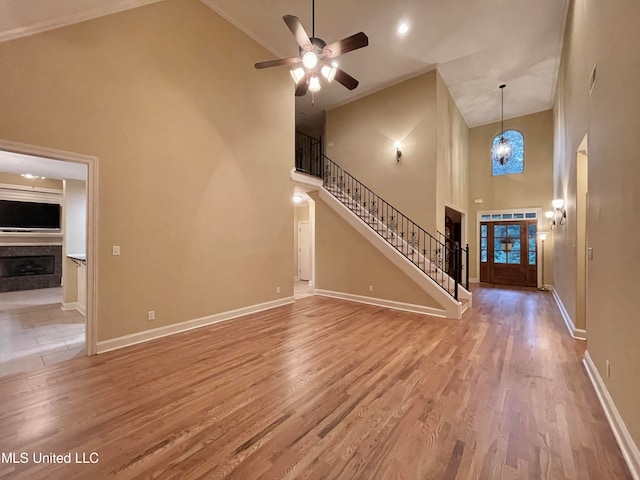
[492, 84, 512, 166]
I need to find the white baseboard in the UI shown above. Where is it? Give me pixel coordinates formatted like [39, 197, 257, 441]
[293, 276, 300, 282]
[469, 277, 478, 283]
[314, 289, 447, 318]
[62, 302, 87, 317]
[97, 296, 295, 354]
[583, 351, 640, 479]
[551, 288, 587, 340]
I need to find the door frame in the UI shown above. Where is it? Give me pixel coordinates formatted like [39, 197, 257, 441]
[576, 133, 589, 334]
[476, 208, 544, 287]
[444, 202, 468, 283]
[0, 139, 98, 355]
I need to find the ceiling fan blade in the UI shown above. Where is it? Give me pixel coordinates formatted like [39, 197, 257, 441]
[335, 68, 359, 90]
[254, 57, 301, 69]
[283, 15, 312, 51]
[295, 73, 309, 96]
[323, 32, 369, 58]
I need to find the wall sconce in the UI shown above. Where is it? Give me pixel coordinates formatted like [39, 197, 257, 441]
[395, 142, 402, 162]
[552, 199, 566, 225]
[545, 199, 566, 229]
[545, 210, 556, 229]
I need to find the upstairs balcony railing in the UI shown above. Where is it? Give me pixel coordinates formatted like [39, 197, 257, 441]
[295, 131, 323, 177]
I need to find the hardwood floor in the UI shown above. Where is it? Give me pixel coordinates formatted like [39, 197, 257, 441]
[0, 286, 631, 479]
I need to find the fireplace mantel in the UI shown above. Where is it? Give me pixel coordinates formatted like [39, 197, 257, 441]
[0, 231, 63, 247]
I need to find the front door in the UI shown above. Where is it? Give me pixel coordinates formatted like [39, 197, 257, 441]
[480, 221, 537, 287]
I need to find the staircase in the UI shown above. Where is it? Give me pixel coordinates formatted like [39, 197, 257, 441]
[323, 156, 470, 298]
[293, 131, 471, 318]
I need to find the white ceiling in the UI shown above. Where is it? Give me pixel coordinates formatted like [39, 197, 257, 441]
[203, 0, 568, 127]
[0, 0, 567, 130]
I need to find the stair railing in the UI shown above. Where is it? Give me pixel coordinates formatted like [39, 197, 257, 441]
[321, 156, 463, 300]
[437, 230, 470, 290]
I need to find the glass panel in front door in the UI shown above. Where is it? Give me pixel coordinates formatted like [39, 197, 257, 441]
[506, 224, 521, 264]
[494, 225, 507, 263]
[528, 223, 537, 265]
[481, 224, 488, 262]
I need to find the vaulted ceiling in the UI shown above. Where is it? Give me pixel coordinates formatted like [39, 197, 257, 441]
[0, 0, 568, 131]
[202, 0, 568, 127]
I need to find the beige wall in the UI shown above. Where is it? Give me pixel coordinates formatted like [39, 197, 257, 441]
[325, 71, 438, 234]
[436, 71, 469, 232]
[468, 110, 554, 282]
[324, 69, 469, 244]
[554, 0, 640, 445]
[0, 0, 294, 341]
[312, 192, 443, 309]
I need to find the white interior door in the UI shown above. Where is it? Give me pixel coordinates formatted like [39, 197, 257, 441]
[299, 221, 311, 281]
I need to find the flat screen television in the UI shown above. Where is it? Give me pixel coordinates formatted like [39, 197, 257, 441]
[0, 200, 61, 230]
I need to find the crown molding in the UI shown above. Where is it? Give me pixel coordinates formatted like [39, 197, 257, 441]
[200, 0, 283, 58]
[0, 0, 165, 44]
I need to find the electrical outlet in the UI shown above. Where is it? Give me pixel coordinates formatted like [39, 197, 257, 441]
[368, 285, 374, 292]
[112, 245, 121, 256]
[606, 360, 611, 378]
[147, 310, 155, 321]
[276, 286, 281, 294]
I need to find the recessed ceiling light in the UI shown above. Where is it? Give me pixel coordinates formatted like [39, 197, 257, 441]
[331, 61, 339, 68]
[398, 23, 409, 35]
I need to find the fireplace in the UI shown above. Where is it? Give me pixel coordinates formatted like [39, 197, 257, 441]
[1, 256, 55, 277]
[0, 246, 62, 292]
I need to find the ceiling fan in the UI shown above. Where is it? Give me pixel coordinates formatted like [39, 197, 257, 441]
[254, 0, 369, 97]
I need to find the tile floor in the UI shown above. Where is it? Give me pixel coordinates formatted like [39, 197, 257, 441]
[0, 287, 85, 378]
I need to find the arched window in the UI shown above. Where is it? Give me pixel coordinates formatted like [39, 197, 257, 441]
[492, 129, 524, 176]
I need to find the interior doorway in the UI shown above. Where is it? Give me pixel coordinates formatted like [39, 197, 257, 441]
[444, 205, 466, 282]
[0, 140, 97, 377]
[576, 134, 588, 334]
[293, 193, 315, 299]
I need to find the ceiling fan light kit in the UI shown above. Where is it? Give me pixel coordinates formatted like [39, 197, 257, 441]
[321, 65, 336, 82]
[254, 0, 368, 98]
[308, 76, 321, 92]
[290, 67, 305, 84]
[302, 51, 318, 69]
